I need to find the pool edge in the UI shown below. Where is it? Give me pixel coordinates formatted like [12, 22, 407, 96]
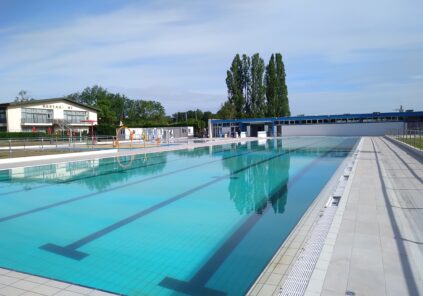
[246, 137, 363, 296]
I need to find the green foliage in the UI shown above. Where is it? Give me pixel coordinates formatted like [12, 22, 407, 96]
[217, 101, 237, 119]
[0, 132, 53, 138]
[250, 53, 266, 117]
[94, 124, 117, 136]
[265, 54, 278, 117]
[275, 53, 290, 117]
[125, 100, 166, 125]
[66, 85, 167, 126]
[67, 86, 215, 136]
[241, 54, 251, 115]
[226, 54, 245, 118]
[221, 53, 290, 119]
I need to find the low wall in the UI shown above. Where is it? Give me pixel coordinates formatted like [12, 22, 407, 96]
[281, 121, 405, 136]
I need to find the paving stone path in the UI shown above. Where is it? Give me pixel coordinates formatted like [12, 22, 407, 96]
[322, 137, 423, 296]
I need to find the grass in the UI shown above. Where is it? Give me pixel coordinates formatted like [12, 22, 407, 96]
[398, 137, 423, 150]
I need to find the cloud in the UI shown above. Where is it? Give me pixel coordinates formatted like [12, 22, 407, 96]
[0, 0, 422, 114]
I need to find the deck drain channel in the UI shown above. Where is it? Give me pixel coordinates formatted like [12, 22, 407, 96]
[279, 153, 357, 296]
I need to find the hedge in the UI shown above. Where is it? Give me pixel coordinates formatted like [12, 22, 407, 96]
[0, 132, 55, 139]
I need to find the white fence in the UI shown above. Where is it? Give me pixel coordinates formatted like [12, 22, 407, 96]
[281, 121, 405, 136]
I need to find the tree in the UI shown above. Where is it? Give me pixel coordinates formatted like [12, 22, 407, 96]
[222, 53, 290, 119]
[124, 99, 167, 126]
[250, 53, 266, 117]
[226, 54, 244, 118]
[217, 101, 237, 119]
[265, 54, 278, 117]
[275, 53, 290, 116]
[66, 85, 167, 126]
[241, 54, 251, 115]
[15, 90, 34, 103]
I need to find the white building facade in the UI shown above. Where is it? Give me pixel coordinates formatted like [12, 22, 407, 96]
[0, 98, 98, 133]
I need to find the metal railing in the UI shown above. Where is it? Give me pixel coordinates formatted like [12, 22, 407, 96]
[386, 129, 423, 150]
[21, 118, 54, 124]
[0, 134, 198, 159]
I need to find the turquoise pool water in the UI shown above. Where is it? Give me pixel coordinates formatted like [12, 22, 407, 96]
[0, 137, 358, 296]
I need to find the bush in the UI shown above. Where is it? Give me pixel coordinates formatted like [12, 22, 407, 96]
[95, 124, 117, 135]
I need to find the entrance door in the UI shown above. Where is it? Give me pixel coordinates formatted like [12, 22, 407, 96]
[277, 125, 282, 137]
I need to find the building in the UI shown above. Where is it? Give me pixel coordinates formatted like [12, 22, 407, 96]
[208, 111, 423, 137]
[0, 98, 98, 133]
[118, 126, 194, 141]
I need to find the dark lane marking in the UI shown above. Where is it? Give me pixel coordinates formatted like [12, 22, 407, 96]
[0, 144, 270, 223]
[0, 144, 250, 197]
[159, 140, 352, 296]
[371, 139, 419, 296]
[39, 140, 327, 260]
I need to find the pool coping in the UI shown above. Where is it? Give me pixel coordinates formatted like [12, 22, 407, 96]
[247, 137, 363, 296]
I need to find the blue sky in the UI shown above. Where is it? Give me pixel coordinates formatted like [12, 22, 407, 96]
[0, 0, 422, 115]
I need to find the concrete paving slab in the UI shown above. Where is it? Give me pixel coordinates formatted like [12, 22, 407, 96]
[321, 137, 423, 296]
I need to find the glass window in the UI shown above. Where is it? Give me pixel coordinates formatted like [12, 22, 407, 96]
[64, 110, 88, 123]
[21, 108, 53, 123]
[0, 109, 6, 123]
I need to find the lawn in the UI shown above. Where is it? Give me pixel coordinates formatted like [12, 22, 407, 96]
[398, 137, 423, 150]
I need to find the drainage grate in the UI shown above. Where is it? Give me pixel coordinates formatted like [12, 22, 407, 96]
[279, 156, 357, 296]
[279, 205, 337, 296]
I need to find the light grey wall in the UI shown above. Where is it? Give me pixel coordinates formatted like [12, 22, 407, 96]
[281, 121, 405, 136]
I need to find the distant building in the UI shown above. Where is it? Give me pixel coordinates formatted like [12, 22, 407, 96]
[118, 126, 194, 141]
[0, 98, 98, 133]
[209, 111, 423, 137]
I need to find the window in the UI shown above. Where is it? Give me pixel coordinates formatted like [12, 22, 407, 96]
[0, 109, 6, 123]
[21, 108, 53, 123]
[64, 110, 88, 123]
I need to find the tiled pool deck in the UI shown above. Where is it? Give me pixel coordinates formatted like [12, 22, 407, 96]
[1, 136, 422, 296]
[320, 137, 423, 296]
[0, 268, 115, 296]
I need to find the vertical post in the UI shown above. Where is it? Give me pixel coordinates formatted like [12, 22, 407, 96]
[8, 139, 11, 155]
[414, 130, 417, 148]
[208, 119, 213, 139]
[41, 138, 44, 150]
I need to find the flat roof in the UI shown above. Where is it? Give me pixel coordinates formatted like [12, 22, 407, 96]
[0, 98, 99, 112]
[211, 111, 423, 124]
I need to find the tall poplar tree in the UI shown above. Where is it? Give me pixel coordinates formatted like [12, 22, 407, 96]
[241, 54, 251, 116]
[275, 53, 290, 116]
[265, 54, 278, 117]
[250, 53, 266, 117]
[225, 54, 244, 118]
[222, 53, 290, 119]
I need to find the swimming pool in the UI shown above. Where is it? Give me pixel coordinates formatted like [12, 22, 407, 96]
[0, 137, 358, 295]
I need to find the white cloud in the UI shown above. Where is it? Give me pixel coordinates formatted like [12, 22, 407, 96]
[0, 0, 422, 113]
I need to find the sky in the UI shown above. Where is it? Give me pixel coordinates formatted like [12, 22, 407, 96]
[0, 0, 422, 115]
